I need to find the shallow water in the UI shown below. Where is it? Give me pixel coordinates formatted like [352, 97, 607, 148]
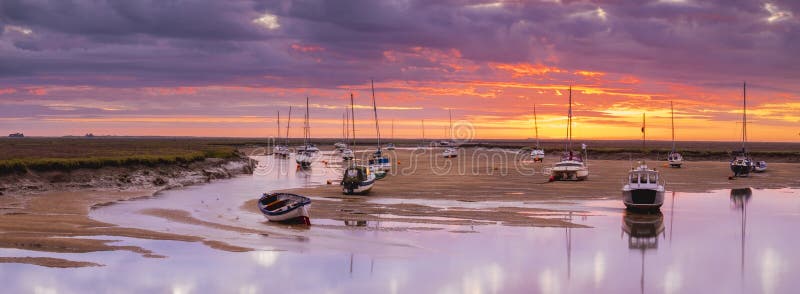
[4, 155, 799, 293]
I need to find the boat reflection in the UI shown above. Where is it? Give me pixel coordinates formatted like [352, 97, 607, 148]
[622, 211, 665, 293]
[344, 220, 368, 227]
[730, 188, 751, 279]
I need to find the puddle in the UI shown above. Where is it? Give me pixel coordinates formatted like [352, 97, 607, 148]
[5, 155, 797, 293]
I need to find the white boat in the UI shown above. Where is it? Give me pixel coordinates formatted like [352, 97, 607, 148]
[442, 147, 458, 158]
[368, 80, 390, 179]
[667, 101, 683, 168]
[753, 161, 767, 172]
[531, 104, 545, 162]
[334, 142, 347, 151]
[296, 97, 313, 168]
[550, 86, 588, 181]
[731, 82, 755, 177]
[257, 193, 311, 224]
[622, 162, 665, 211]
[298, 144, 320, 153]
[341, 148, 354, 160]
[273, 109, 291, 158]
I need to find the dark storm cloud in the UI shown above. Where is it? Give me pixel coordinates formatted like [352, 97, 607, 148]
[0, 0, 798, 90]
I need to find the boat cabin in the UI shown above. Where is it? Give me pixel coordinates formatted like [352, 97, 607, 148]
[628, 168, 661, 187]
[556, 151, 583, 164]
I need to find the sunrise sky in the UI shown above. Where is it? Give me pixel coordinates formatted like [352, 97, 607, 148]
[1, 0, 798, 141]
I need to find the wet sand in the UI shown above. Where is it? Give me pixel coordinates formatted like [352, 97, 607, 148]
[273, 148, 800, 227]
[2, 148, 798, 267]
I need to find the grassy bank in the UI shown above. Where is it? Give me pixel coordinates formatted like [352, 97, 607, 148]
[0, 138, 243, 174]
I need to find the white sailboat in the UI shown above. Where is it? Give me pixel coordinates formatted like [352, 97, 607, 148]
[334, 112, 348, 151]
[550, 86, 588, 181]
[368, 80, 391, 179]
[442, 109, 458, 158]
[730, 82, 754, 177]
[272, 106, 292, 158]
[531, 104, 545, 162]
[341, 94, 355, 161]
[273, 109, 290, 158]
[296, 97, 313, 168]
[341, 92, 376, 195]
[667, 101, 683, 167]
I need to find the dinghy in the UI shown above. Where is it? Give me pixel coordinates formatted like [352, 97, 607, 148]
[753, 161, 767, 173]
[257, 192, 311, 224]
[622, 162, 665, 211]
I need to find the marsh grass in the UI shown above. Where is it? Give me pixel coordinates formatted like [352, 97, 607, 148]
[0, 138, 242, 174]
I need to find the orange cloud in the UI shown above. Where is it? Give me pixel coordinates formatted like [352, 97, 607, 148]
[0, 88, 16, 95]
[574, 70, 605, 78]
[490, 63, 564, 77]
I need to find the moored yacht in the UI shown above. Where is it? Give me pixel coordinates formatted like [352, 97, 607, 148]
[667, 101, 683, 168]
[367, 80, 391, 179]
[550, 86, 588, 181]
[442, 147, 458, 158]
[531, 104, 545, 162]
[341, 92, 376, 195]
[731, 82, 755, 177]
[296, 97, 313, 168]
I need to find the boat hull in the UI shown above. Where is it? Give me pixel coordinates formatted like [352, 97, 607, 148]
[257, 193, 312, 224]
[342, 180, 374, 195]
[622, 188, 664, 211]
[550, 167, 589, 181]
[730, 163, 751, 177]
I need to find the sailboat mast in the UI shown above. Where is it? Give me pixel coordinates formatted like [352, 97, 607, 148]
[285, 106, 292, 146]
[276, 110, 280, 147]
[642, 113, 646, 151]
[742, 81, 747, 152]
[422, 120, 426, 143]
[350, 93, 356, 149]
[566, 85, 573, 151]
[448, 109, 453, 141]
[305, 97, 310, 146]
[671, 101, 675, 152]
[534, 104, 540, 148]
[392, 119, 395, 141]
[371, 80, 381, 150]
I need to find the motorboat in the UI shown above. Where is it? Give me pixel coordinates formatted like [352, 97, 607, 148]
[257, 193, 311, 224]
[531, 149, 545, 162]
[385, 143, 396, 150]
[622, 162, 665, 211]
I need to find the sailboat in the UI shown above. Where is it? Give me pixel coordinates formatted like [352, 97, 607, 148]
[730, 82, 754, 177]
[272, 106, 292, 158]
[341, 95, 355, 161]
[531, 104, 545, 162]
[341, 92, 376, 195]
[442, 109, 458, 158]
[386, 119, 396, 150]
[623, 113, 665, 211]
[296, 97, 314, 168]
[368, 80, 391, 179]
[334, 112, 348, 151]
[273, 110, 290, 158]
[667, 102, 683, 167]
[417, 119, 427, 149]
[550, 86, 588, 181]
